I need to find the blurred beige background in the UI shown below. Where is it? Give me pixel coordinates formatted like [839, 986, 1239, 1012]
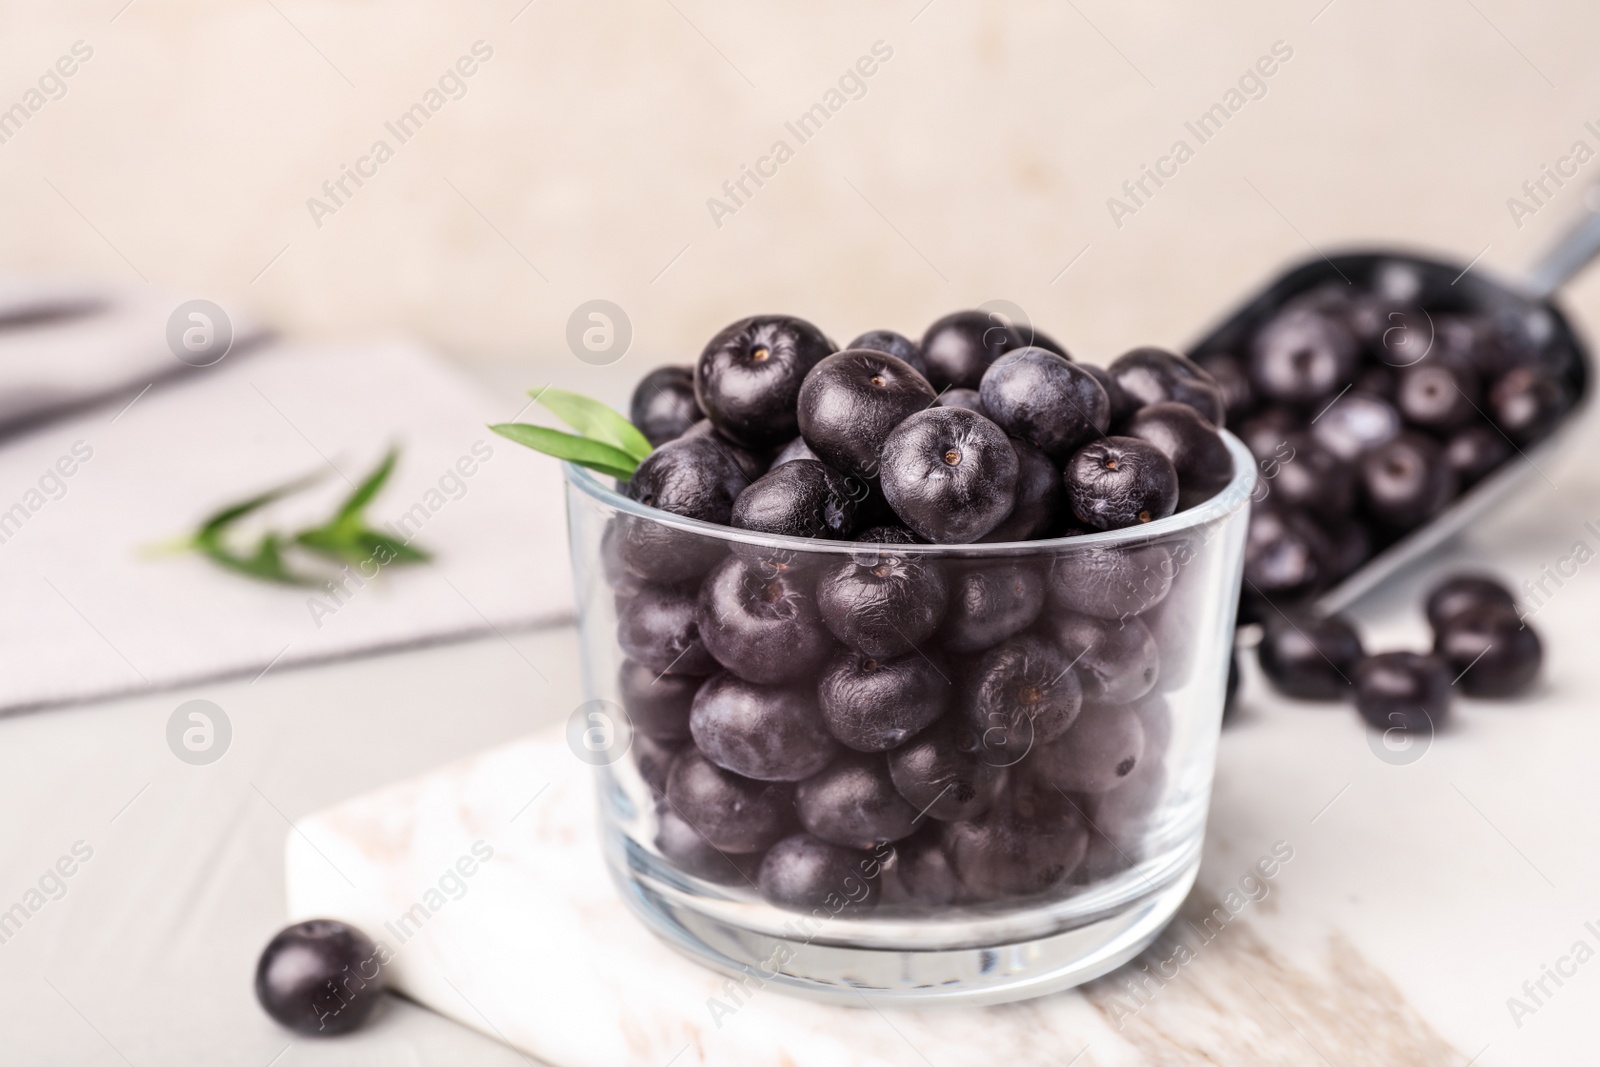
[4, 0, 1600, 403]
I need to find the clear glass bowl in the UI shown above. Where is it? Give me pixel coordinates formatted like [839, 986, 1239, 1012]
[563, 432, 1254, 1006]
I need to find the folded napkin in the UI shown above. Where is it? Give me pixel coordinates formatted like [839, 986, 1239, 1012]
[0, 337, 573, 714]
[0, 276, 268, 435]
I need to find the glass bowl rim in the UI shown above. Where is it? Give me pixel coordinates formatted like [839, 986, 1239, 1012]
[564, 429, 1256, 555]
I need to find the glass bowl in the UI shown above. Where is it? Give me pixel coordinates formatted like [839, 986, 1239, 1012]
[562, 430, 1254, 1006]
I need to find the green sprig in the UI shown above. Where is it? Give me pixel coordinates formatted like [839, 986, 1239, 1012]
[491, 387, 651, 479]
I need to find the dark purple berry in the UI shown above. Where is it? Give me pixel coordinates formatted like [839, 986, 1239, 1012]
[1425, 573, 1517, 633]
[696, 554, 832, 685]
[797, 752, 921, 848]
[1262, 433, 1354, 518]
[676, 418, 771, 484]
[1193, 351, 1255, 424]
[255, 920, 386, 1035]
[618, 658, 700, 741]
[731, 459, 861, 540]
[1123, 401, 1234, 510]
[1352, 651, 1451, 733]
[978, 347, 1110, 462]
[632, 734, 681, 798]
[1398, 363, 1479, 431]
[816, 541, 949, 658]
[1444, 423, 1511, 485]
[879, 407, 1019, 543]
[1046, 543, 1174, 620]
[878, 826, 961, 908]
[1489, 366, 1570, 444]
[945, 780, 1087, 900]
[1311, 391, 1401, 461]
[772, 435, 819, 467]
[1065, 436, 1179, 530]
[920, 310, 1021, 390]
[656, 808, 760, 885]
[630, 365, 703, 446]
[620, 436, 744, 582]
[758, 833, 879, 910]
[666, 750, 793, 853]
[1108, 346, 1225, 425]
[695, 314, 833, 449]
[966, 632, 1084, 761]
[618, 583, 718, 675]
[1434, 605, 1541, 698]
[817, 649, 950, 752]
[1240, 406, 1300, 462]
[797, 350, 938, 479]
[846, 329, 927, 378]
[1249, 305, 1360, 404]
[1242, 505, 1334, 603]
[1359, 432, 1457, 530]
[1081, 363, 1138, 428]
[689, 672, 839, 781]
[937, 387, 987, 416]
[887, 716, 1004, 822]
[938, 561, 1045, 654]
[980, 438, 1064, 542]
[1036, 611, 1159, 706]
[1256, 613, 1362, 700]
[1030, 703, 1146, 793]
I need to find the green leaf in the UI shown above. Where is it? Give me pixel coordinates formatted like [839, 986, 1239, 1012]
[197, 469, 327, 540]
[195, 531, 317, 586]
[333, 447, 399, 524]
[490, 423, 638, 480]
[357, 530, 430, 564]
[531, 387, 652, 462]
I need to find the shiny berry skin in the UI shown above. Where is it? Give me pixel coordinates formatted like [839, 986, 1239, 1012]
[1030, 703, 1146, 794]
[920, 309, 1021, 390]
[617, 583, 718, 675]
[1424, 573, 1517, 633]
[1123, 401, 1235, 511]
[978, 347, 1110, 462]
[621, 436, 745, 582]
[689, 672, 839, 781]
[255, 920, 387, 1035]
[1256, 613, 1363, 700]
[666, 750, 794, 853]
[846, 329, 927, 378]
[1444, 423, 1511, 485]
[817, 649, 949, 752]
[980, 438, 1064, 543]
[938, 561, 1045, 654]
[1080, 363, 1138, 428]
[630, 365, 703, 446]
[1262, 433, 1354, 518]
[1397, 363, 1479, 431]
[945, 779, 1088, 900]
[797, 752, 921, 848]
[656, 809, 760, 885]
[879, 407, 1019, 543]
[618, 658, 700, 741]
[758, 833, 879, 910]
[1036, 611, 1159, 706]
[1489, 366, 1570, 443]
[631, 734, 681, 797]
[1046, 544, 1172, 622]
[878, 826, 961, 908]
[937, 387, 988, 416]
[1434, 605, 1541, 698]
[966, 632, 1084, 761]
[731, 459, 860, 540]
[1065, 436, 1179, 531]
[797, 350, 938, 479]
[1248, 305, 1360, 404]
[1108, 346, 1226, 425]
[1310, 391, 1401, 461]
[1239, 407, 1300, 462]
[695, 314, 833, 449]
[1351, 651, 1451, 733]
[1021, 327, 1070, 357]
[696, 554, 833, 685]
[816, 541, 949, 658]
[887, 716, 1004, 822]
[1359, 432, 1457, 530]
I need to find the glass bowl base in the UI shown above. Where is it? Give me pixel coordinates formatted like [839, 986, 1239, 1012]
[605, 838, 1199, 1008]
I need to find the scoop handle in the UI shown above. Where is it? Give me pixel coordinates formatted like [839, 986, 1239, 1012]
[1526, 190, 1600, 299]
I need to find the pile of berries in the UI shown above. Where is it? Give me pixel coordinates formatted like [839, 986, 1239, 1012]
[1254, 572, 1543, 732]
[1192, 256, 1584, 620]
[605, 312, 1243, 914]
